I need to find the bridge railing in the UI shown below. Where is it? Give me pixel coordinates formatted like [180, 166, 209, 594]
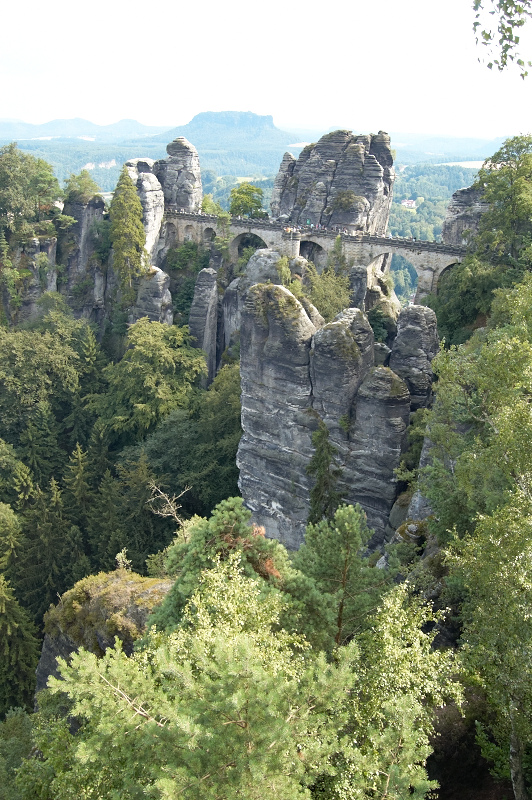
[164, 207, 467, 255]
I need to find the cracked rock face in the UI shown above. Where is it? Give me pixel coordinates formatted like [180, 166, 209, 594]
[125, 158, 165, 261]
[389, 305, 439, 410]
[237, 284, 413, 549]
[154, 137, 202, 211]
[441, 185, 488, 247]
[189, 268, 220, 384]
[130, 266, 173, 325]
[270, 130, 395, 233]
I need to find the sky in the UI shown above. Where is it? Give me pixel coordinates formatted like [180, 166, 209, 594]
[2, 0, 532, 139]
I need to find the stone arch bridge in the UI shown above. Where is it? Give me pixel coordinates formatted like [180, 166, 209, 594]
[164, 208, 467, 299]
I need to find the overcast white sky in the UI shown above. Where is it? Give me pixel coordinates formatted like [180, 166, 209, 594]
[2, 0, 532, 138]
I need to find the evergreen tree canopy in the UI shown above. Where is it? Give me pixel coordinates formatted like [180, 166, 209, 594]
[109, 166, 148, 302]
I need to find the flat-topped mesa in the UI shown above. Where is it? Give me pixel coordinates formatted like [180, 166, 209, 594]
[153, 137, 203, 211]
[270, 130, 395, 234]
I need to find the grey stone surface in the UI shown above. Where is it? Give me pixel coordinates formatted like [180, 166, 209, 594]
[129, 266, 173, 325]
[237, 281, 414, 549]
[406, 436, 435, 520]
[12, 237, 57, 322]
[154, 137, 202, 211]
[237, 283, 318, 550]
[189, 268, 219, 384]
[35, 632, 77, 695]
[441, 185, 488, 247]
[389, 305, 439, 409]
[270, 130, 395, 234]
[310, 308, 374, 437]
[125, 158, 165, 260]
[341, 367, 410, 547]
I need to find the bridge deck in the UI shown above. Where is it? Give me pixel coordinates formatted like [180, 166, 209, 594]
[164, 208, 467, 257]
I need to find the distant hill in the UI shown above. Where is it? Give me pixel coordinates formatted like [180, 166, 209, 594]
[0, 118, 169, 141]
[0, 112, 511, 192]
[146, 111, 303, 176]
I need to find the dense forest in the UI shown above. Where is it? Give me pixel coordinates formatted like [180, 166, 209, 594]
[1, 133, 532, 800]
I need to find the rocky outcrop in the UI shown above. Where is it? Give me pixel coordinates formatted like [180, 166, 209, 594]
[10, 237, 57, 322]
[237, 280, 419, 550]
[154, 137, 202, 211]
[35, 570, 172, 694]
[189, 268, 220, 384]
[441, 185, 488, 247]
[237, 284, 318, 550]
[125, 158, 165, 261]
[129, 266, 173, 325]
[270, 130, 395, 234]
[389, 306, 439, 410]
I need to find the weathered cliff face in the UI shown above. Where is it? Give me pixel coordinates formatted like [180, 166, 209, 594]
[10, 237, 57, 323]
[236, 275, 432, 550]
[270, 130, 395, 234]
[154, 137, 203, 211]
[129, 266, 174, 326]
[441, 185, 488, 247]
[189, 267, 220, 384]
[389, 305, 439, 410]
[59, 196, 109, 322]
[125, 157, 165, 261]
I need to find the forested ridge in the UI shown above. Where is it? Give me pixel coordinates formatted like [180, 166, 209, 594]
[2, 131, 532, 800]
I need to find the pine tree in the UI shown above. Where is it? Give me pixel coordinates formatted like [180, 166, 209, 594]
[63, 443, 92, 540]
[109, 167, 148, 303]
[306, 418, 343, 524]
[18, 401, 64, 487]
[0, 576, 40, 715]
[87, 469, 126, 571]
[14, 480, 72, 623]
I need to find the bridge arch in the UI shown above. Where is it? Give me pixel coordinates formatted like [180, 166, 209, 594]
[184, 224, 196, 242]
[229, 232, 268, 261]
[203, 227, 216, 243]
[300, 239, 327, 269]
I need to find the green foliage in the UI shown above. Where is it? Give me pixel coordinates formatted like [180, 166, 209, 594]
[63, 170, 101, 204]
[229, 182, 265, 217]
[0, 577, 40, 716]
[0, 143, 61, 241]
[91, 317, 206, 442]
[449, 488, 532, 798]
[109, 166, 148, 303]
[312, 584, 461, 800]
[366, 305, 391, 343]
[473, 0, 532, 76]
[306, 262, 351, 323]
[140, 363, 242, 517]
[0, 708, 34, 796]
[306, 418, 343, 524]
[201, 194, 223, 214]
[426, 136, 532, 344]
[290, 504, 390, 649]
[149, 497, 291, 631]
[165, 241, 211, 324]
[390, 253, 417, 304]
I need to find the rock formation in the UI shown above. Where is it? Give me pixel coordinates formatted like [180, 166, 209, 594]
[129, 266, 174, 326]
[270, 130, 395, 234]
[125, 158, 165, 261]
[35, 570, 172, 694]
[389, 305, 439, 410]
[236, 270, 435, 550]
[441, 185, 488, 247]
[154, 137, 203, 212]
[189, 268, 220, 384]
